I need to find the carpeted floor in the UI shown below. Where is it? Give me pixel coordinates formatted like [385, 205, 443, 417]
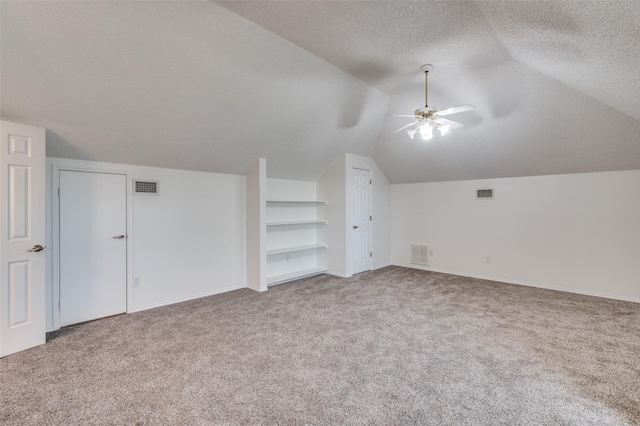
[1, 266, 639, 425]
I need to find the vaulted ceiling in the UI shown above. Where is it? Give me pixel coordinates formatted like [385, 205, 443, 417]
[2, 1, 639, 183]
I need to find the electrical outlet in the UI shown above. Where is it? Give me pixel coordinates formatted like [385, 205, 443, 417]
[484, 256, 491, 264]
[133, 277, 141, 288]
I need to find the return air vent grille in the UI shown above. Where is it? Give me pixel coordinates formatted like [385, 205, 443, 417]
[476, 188, 493, 199]
[134, 180, 159, 195]
[411, 244, 430, 266]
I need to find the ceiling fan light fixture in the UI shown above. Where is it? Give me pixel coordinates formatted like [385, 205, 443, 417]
[390, 65, 475, 140]
[419, 123, 433, 140]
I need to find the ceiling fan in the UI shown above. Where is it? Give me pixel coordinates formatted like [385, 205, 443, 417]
[390, 64, 475, 140]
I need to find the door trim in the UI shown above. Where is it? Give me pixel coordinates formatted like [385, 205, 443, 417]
[348, 166, 372, 276]
[51, 163, 133, 331]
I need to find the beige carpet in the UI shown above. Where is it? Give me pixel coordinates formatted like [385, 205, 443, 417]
[1, 266, 639, 425]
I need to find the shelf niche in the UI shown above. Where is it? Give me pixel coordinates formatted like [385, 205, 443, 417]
[266, 178, 328, 286]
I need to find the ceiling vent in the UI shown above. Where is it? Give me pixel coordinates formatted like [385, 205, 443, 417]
[476, 188, 493, 199]
[411, 244, 430, 266]
[134, 180, 159, 195]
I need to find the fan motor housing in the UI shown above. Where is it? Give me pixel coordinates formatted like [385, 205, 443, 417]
[415, 107, 438, 118]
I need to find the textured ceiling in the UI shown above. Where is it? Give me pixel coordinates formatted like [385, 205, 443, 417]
[217, 0, 511, 93]
[477, 0, 640, 123]
[217, 0, 640, 121]
[1, 1, 639, 183]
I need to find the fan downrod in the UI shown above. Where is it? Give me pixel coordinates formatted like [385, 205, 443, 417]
[420, 64, 433, 108]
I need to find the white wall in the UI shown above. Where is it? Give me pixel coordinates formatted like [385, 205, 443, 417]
[391, 170, 640, 302]
[46, 158, 246, 330]
[317, 155, 347, 277]
[246, 159, 266, 292]
[266, 178, 317, 201]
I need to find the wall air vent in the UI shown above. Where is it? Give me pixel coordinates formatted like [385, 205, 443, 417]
[134, 180, 159, 195]
[476, 189, 493, 199]
[411, 244, 430, 266]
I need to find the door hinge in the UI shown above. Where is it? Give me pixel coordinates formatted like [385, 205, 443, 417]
[370, 179, 372, 185]
[370, 215, 372, 221]
[370, 252, 372, 258]
[57, 187, 60, 197]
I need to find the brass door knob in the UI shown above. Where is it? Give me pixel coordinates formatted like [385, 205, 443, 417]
[353, 225, 359, 229]
[113, 235, 126, 239]
[28, 245, 45, 252]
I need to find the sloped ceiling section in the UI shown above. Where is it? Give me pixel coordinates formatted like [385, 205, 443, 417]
[375, 60, 640, 183]
[0, 1, 389, 181]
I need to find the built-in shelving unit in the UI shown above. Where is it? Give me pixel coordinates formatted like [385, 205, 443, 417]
[265, 180, 328, 287]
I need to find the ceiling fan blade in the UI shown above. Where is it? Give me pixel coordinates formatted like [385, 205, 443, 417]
[392, 120, 421, 134]
[434, 117, 464, 130]
[437, 104, 475, 116]
[386, 114, 420, 118]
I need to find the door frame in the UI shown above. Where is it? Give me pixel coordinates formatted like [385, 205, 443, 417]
[348, 166, 372, 276]
[51, 163, 133, 331]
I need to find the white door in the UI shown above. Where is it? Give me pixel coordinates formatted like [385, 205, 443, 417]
[0, 121, 46, 357]
[59, 171, 127, 327]
[351, 168, 372, 275]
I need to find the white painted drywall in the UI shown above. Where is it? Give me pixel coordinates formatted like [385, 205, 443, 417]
[131, 165, 246, 309]
[390, 170, 640, 302]
[246, 159, 266, 292]
[317, 155, 347, 277]
[266, 178, 317, 201]
[45, 158, 246, 329]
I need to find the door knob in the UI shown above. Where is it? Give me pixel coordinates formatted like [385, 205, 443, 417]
[113, 235, 126, 239]
[353, 225, 359, 229]
[28, 245, 45, 252]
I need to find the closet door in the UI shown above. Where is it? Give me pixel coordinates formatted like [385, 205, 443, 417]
[59, 170, 127, 326]
[350, 167, 371, 275]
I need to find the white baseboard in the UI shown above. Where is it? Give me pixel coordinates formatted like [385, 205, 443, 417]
[326, 264, 391, 278]
[129, 284, 246, 313]
[326, 270, 349, 278]
[372, 262, 392, 271]
[246, 282, 267, 293]
[394, 263, 640, 304]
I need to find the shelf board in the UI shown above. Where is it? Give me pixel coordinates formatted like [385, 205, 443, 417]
[267, 267, 327, 286]
[267, 200, 328, 204]
[267, 244, 328, 255]
[267, 220, 328, 226]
